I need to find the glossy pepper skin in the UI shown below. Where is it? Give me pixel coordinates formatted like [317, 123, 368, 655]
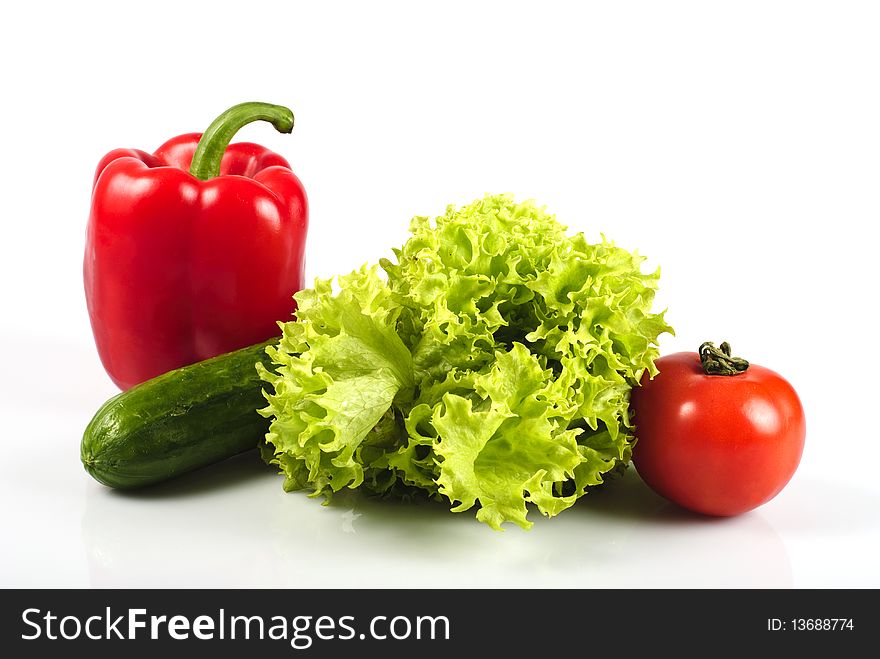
[84, 103, 308, 390]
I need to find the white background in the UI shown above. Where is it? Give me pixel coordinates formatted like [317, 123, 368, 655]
[1, 0, 878, 588]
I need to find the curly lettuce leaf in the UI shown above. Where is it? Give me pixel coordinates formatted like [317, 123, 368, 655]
[258, 266, 414, 494]
[432, 344, 584, 530]
[260, 194, 672, 529]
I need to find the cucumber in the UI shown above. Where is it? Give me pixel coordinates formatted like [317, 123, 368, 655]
[81, 339, 275, 489]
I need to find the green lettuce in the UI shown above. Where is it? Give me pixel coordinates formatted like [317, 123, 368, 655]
[259, 194, 672, 529]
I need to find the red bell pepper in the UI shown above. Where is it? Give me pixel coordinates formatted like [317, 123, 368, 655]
[84, 102, 308, 390]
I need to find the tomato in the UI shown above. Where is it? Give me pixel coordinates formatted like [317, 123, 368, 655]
[630, 343, 805, 516]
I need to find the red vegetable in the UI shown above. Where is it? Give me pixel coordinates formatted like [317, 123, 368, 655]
[84, 102, 308, 390]
[630, 342, 805, 516]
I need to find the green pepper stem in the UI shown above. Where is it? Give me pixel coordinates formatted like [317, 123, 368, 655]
[189, 102, 294, 181]
[699, 341, 749, 376]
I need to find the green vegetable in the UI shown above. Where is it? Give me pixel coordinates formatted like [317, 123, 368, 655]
[82, 340, 274, 488]
[260, 194, 673, 529]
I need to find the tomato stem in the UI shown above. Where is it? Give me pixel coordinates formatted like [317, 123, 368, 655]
[699, 341, 749, 375]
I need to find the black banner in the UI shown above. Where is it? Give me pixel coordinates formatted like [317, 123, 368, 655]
[0, 589, 872, 656]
